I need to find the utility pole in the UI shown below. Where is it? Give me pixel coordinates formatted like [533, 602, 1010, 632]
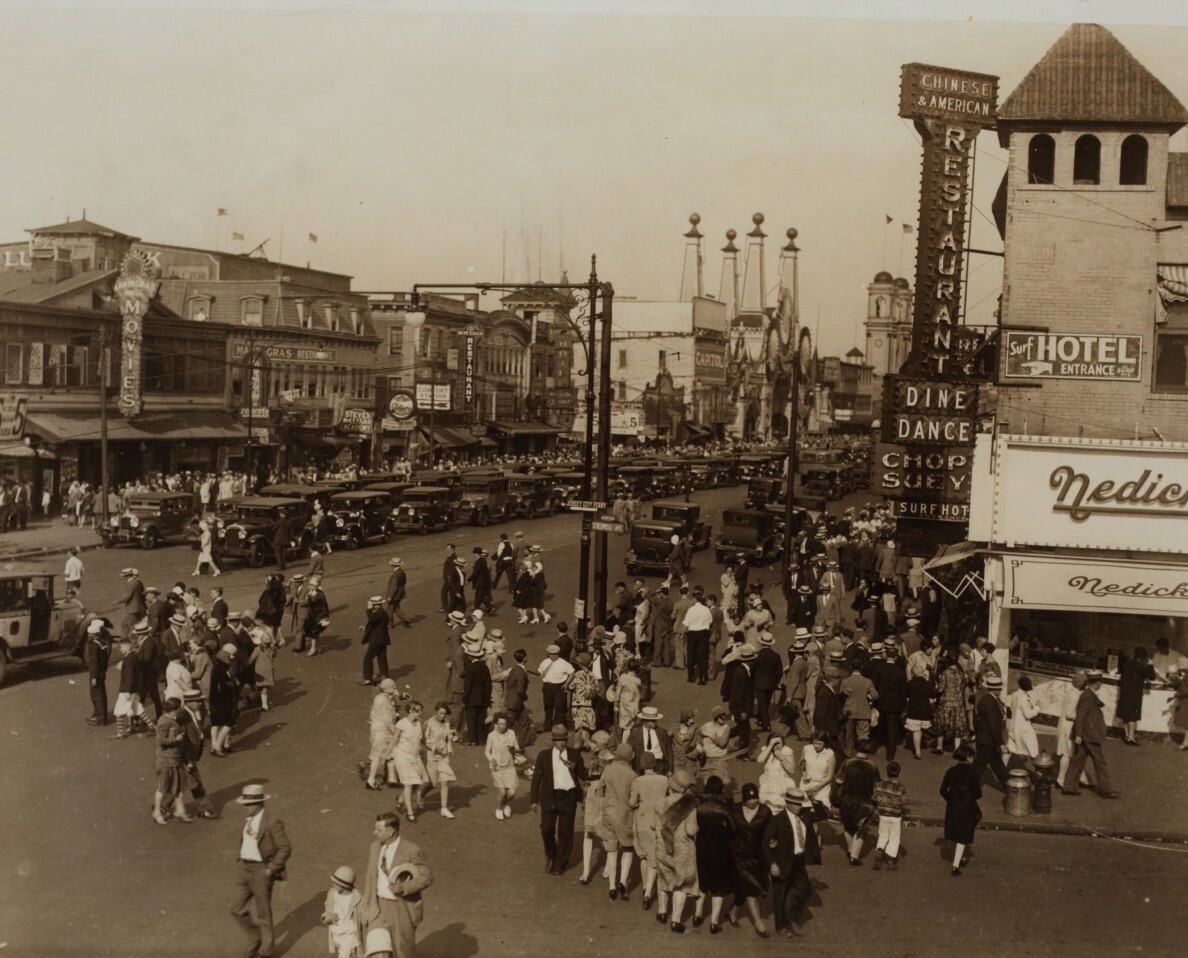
[99, 324, 110, 526]
[576, 256, 598, 642]
[782, 232, 802, 607]
[593, 284, 614, 621]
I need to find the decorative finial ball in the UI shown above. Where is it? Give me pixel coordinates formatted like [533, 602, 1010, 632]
[689, 213, 701, 226]
[787, 228, 798, 241]
[726, 229, 737, 240]
[753, 212, 765, 226]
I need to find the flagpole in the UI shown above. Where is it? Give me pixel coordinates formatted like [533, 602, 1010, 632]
[883, 217, 890, 271]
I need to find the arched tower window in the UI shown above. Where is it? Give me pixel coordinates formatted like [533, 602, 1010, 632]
[1119, 134, 1148, 185]
[1073, 135, 1101, 185]
[1027, 134, 1055, 184]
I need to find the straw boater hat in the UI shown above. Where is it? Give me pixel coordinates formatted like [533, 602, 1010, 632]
[448, 611, 467, 624]
[388, 557, 403, 567]
[983, 673, 1004, 688]
[87, 619, 105, 634]
[812, 624, 828, 636]
[550, 724, 569, 741]
[235, 784, 271, 805]
[870, 641, 884, 653]
[828, 650, 846, 663]
[797, 583, 812, 594]
[791, 638, 808, 652]
[121, 567, 138, 577]
[367, 595, 383, 606]
[463, 642, 485, 658]
[737, 645, 758, 661]
[795, 627, 811, 641]
[639, 706, 663, 722]
[759, 632, 775, 646]
[183, 689, 204, 703]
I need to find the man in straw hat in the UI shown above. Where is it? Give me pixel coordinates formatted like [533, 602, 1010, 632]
[383, 558, 411, 628]
[359, 596, 391, 687]
[762, 784, 820, 938]
[627, 705, 673, 775]
[530, 724, 588, 876]
[361, 811, 433, 958]
[231, 783, 291, 958]
[971, 672, 1009, 791]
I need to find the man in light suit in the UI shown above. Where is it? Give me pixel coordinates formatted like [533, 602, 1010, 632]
[530, 724, 588, 876]
[231, 784, 292, 958]
[361, 811, 433, 958]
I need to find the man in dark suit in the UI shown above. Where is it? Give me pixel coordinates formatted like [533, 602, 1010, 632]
[358, 596, 391, 686]
[752, 634, 784, 731]
[554, 622, 574, 664]
[530, 724, 587, 875]
[231, 784, 291, 958]
[492, 533, 516, 592]
[626, 706, 673, 774]
[469, 547, 494, 614]
[813, 675, 842, 756]
[361, 811, 433, 958]
[209, 586, 229, 630]
[440, 543, 458, 612]
[461, 643, 493, 746]
[972, 673, 1009, 789]
[144, 586, 169, 636]
[270, 510, 291, 572]
[872, 645, 908, 760]
[1062, 670, 1119, 798]
[119, 567, 146, 640]
[504, 648, 531, 747]
[383, 557, 411, 627]
[762, 786, 821, 938]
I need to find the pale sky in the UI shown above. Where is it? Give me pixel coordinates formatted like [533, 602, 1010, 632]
[2, 0, 1187, 356]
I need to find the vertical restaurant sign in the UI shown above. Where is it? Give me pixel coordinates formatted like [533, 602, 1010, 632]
[114, 250, 161, 418]
[899, 64, 998, 378]
[460, 323, 483, 405]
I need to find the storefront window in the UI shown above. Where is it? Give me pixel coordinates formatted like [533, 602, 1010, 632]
[1154, 304, 1188, 393]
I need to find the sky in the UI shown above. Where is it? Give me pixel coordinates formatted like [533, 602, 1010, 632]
[1, 0, 1187, 357]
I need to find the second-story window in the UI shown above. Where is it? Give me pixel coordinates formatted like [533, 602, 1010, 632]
[241, 298, 263, 327]
[619, 349, 627, 368]
[1074, 134, 1101, 185]
[1120, 134, 1148, 186]
[1027, 134, 1055, 185]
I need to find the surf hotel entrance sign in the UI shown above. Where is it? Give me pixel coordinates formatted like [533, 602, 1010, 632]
[878, 63, 998, 552]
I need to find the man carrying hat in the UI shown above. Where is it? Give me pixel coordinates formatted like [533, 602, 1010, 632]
[530, 724, 588, 876]
[971, 673, 1009, 791]
[231, 784, 291, 958]
[762, 785, 820, 938]
[361, 811, 433, 957]
[627, 706, 673, 774]
[383, 558, 411, 629]
[359, 596, 391, 686]
[1062, 670, 1120, 799]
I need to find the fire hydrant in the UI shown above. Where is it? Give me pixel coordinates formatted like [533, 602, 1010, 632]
[1031, 750, 1059, 813]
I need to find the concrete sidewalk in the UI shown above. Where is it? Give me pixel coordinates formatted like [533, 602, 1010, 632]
[0, 517, 103, 563]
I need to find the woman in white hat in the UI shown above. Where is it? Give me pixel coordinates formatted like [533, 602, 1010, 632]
[192, 519, 223, 578]
[364, 679, 399, 791]
[389, 700, 429, 821]
[321, 865, 363, 958]
[484, 711, 524, 821]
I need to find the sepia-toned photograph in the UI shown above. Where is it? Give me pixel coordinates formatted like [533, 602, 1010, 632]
[1, 1, 1186, 955]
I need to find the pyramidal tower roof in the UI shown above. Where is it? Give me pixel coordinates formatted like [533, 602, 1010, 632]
[999, 23, 1187, 128]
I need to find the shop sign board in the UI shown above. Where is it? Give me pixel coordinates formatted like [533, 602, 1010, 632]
[415, 382, 452, 411]
[694, 342, 727, 385]
[231, 342, 338, 364]
[981, 434, 1188, 554]
[873, 441, 972, 500]
[883, 379, 977, 445]
[387, 390, 415, 420]
[0, 395, 28, 439]
[340, 408, 375, 434]
[1006, 554, 1188, 617]
[1002, 331, 1142, 381]
[381, 416, 417, 432]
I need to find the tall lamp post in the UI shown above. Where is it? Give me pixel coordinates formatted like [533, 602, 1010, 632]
[399, 258, 614, 641]
[782, 229, 803, 607]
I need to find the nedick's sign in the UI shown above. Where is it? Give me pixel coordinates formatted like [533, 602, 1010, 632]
[1050, 466, 1188, 521]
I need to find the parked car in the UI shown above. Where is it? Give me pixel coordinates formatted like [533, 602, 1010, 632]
[325, 491, 396, 549]
[364, 481, 415, 509]
[259, 483, 344, 512]
[613, 465, 656, 500]
[0, 564, 89, 686]
[391, 486, 455, 535]
[624, 519, 684, 576]
[799, 466, 845, 500]
[650, 500, 712, 550]
[507, 476, 557, 519]
[215, 498, 313, 567]
[744, 477, 784, 511]
[410, 470, 462, 502]
[456, 475, 511, 527]
[714, 508, 784, 565]
[186, 498, 243, 549]
[101, 491, 195, 550]
[551, 472, 588, 507]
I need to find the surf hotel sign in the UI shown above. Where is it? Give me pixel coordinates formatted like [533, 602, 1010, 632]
[1003, 331, 1142, 381]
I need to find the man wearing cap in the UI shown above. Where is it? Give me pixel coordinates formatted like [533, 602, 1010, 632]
[286, 574, 311, 651]
[762, 785, 820, 938]
[439, 544, 458, 612]
[492, 532, 516, 593]
[840, 662, 878, 759]
[209, 586, 229, 631]
[231, 784, 291, 958]
[118, 567, 146, 640]
[1062, 671, 1120, 798]
[83, 617, 113, 726]
[469, 547, 494, 615]
[362, 811, 433, 956]
[536, 644, 574, 730]
[627, 706, 673, 774]
[971, 673, 1009, 790]
[461, 639, 493, 746]
[899, 617, 923, 659]
[530, 724, 588, 876]
[271, 507, 292, 572]
[359, 596, 392, 686]
[383, 559, 411, 628]
[144, 585, 169, 637]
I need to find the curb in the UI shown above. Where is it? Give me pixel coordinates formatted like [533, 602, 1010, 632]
[906, 814, 1188, 844]
[0, 540, 106, 564]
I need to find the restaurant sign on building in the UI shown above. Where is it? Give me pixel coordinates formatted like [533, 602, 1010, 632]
[1002, 331, 1142, 381]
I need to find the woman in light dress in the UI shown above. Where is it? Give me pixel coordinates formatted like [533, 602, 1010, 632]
[654, 769, 701, 934]
[248, 630, 277, 712]
[424, 701, 458, 819]
[484, 711, 523, 821]
[192, 520, 223, 577]
[485, 633, 509, 719]
[1007, 675, 1041, 771]
[755, 734, 799, 812]
[1056, 670, 1088, 789]
[613, 659, 643, 737]
[363, 680, 398, 791]
[389, 700, 430, 821]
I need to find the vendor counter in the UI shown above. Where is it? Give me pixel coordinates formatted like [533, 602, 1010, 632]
[1011, 657, 1177, 735]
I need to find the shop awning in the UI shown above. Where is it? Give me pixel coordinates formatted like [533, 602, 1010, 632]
[418, 426, 478, 449]
[486, 421, 561, 437]
[923, 541, 981, 570]
[25, 410, 248, 444]
[478, 437, 499, 448]
[0, 442, 55, 459]
[289, 432, 351, 449]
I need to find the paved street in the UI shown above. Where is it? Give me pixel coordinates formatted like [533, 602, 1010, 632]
[3, 487, 1186, 957]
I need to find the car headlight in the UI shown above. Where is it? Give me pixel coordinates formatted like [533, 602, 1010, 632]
[336, 518, 344, 528]
[129, 516, 140, 528]
[110, 517, 119, 526]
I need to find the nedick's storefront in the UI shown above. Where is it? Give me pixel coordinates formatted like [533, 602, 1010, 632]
[969, 434, 1184, 735]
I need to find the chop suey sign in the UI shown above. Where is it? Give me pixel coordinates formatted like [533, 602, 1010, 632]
[989, 436, 1188, 554]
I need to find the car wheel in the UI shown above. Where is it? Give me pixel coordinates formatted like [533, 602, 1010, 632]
[525, 505, 536, 520]
[347, 530, 362, 551]
[248, 542, 266, 568]
[102, 538, 114, 549]
[381, 525, 392, 544]
[141, 531, 158, 551]
[0, 650, 8, 686]
[478, 510, 489, 527]
[419, 520, 429, 536]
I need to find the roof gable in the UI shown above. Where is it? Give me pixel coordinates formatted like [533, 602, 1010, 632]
[999, 23, 1188, 127]
[25, 217, 139, 240]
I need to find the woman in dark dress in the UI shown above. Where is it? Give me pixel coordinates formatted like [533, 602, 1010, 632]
[939, 745, 982, 876]
[255, 574, 285, 638]
[1117, 648, 1157, 744]
[691, 776, 738, 934]
[729, 782, 772, 939]
[208, 645, 238, 756]
[512, 562, 534, 624]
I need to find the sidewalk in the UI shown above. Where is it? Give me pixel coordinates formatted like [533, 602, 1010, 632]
[0, 517, 103, 562]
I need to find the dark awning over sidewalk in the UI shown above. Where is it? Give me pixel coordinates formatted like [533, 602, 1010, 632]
[25, 410, 248, 444]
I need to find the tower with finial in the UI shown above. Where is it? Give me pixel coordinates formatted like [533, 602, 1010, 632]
[679, 213, 704, 302]
[739, 213, 768, 317]
[718, 229, 739, 320]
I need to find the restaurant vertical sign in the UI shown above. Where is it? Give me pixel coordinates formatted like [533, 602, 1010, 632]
[881, 63, 997, 552]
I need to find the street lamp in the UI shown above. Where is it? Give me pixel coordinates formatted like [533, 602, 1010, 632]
[781, 229, 804, 607]
[400, 259, 615, 641]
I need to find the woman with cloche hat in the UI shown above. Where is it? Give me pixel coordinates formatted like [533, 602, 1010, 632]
[321, 865, 363, 958]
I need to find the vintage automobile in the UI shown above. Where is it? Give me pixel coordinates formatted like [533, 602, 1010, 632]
[186, 497, 243, 549]
[799, 465, 845, 500]
[364, 481, 415, 506]
[0, 563, 90, 686]
[101, 491, 195, 550]
[312, 477, 368, 492]
[714, 508, 785, 565]
[455, 475, 511, 526]
[507, 476, 557, 519]
[744, 477, 784, 511]
[259, 483, 344, 512]
[650, 500, 712, 550]
[613, 465, 656, 500]
[551, 472, 588, 507]
[650, 464, 690, 498]
[409, 470, 463, 501]
[215, 497, 313, 567]
[391, 486, 456, 534]
[624, 518, 685, 576]
[325, 491, 396, 549]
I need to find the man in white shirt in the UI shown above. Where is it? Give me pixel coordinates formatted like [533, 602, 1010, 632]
[361, 811, 433, 957]
[530, 725, 588, 875]
[682, 592, 714, 685]
[536, 644, 574, 731]
[762, 785, 820, 938]
[64, 547, 85, 593]
[231, 784, 290, 958]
